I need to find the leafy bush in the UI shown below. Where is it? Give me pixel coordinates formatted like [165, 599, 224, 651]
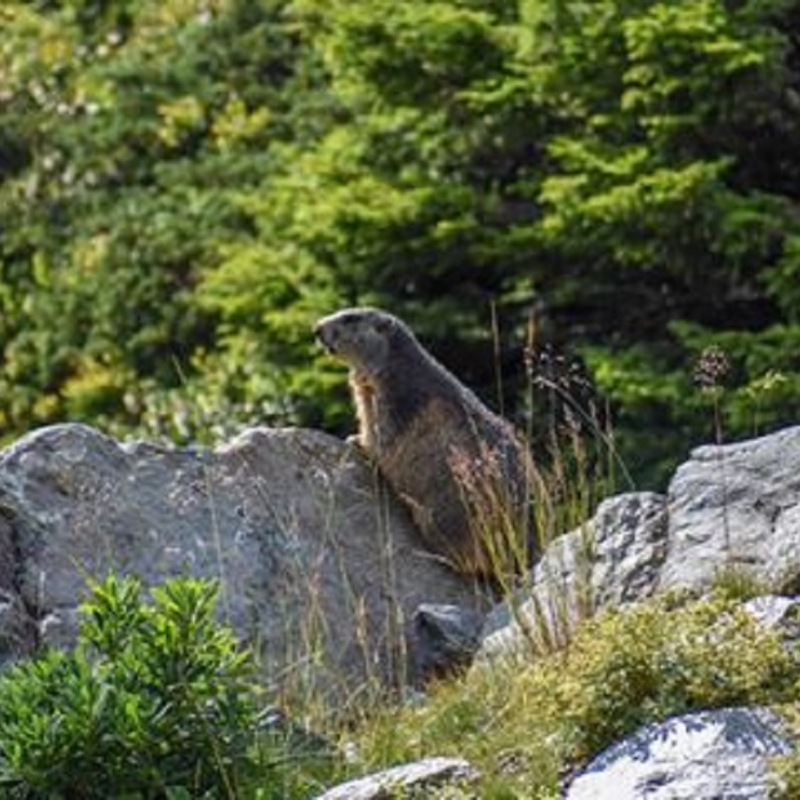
[0, 574, 322, 799]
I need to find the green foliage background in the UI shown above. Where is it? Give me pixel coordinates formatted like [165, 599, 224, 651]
[2, 0, 800, 486]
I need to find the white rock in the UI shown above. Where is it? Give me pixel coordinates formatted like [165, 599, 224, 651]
[660, 426, 800, 592]
[566, 707, 793, 800]
[314, 756, 479, 799]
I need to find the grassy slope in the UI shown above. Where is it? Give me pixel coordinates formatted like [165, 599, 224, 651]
[327, 593, 798, 798]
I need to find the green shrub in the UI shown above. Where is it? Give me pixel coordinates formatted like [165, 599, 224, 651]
[544, 597, 796, 760]
[0, 574, 325, 799]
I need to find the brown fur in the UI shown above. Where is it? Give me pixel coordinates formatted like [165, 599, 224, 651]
[315, 307, 536, 578]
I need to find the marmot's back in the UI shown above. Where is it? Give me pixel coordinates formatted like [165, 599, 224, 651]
[315, 307, 535, 578]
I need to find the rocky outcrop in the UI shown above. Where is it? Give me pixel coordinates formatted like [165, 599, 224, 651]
[565, 707, 793, 800]
[4, 419, 800, 757]
[6, 423, 800, 689]
[314, 757, 479, 799]
[0, 423, 488, 701]
[481, 426, 800, 661]
[659, 426, 800, 592]
[480, 492, 668, 660]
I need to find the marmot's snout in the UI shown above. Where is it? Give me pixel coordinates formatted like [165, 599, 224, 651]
[314, 320, 336, 353]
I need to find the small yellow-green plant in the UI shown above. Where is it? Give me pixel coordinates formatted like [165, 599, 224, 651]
[710, 563, 772, 602]
[766, 702, 800, 799]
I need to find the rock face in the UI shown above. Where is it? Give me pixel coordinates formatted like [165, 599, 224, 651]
[480, 426, 800, 661]
[314, 757, 479, 800]
[565, 707, 793, 800]
[0, 423, 488, 700]
[480, 492, 668, 659]
[659, 426, 800, 592]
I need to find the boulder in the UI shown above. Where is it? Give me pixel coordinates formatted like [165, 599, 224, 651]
[659, 426, 800, 592]
[565, 706, 794, 800]
[313, 757, 479, 799]
[479, 492, 667, 660]
[0, 423, 488, 701]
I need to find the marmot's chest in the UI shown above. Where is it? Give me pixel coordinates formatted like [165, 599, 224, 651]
[372, 380, 449, 451]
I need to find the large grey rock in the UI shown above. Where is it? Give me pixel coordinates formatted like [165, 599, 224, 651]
[660, 426, 800, 592]
[565, 706, 794, 800]
[0, 423, 488, 699]
[0, 509, 35, 661]
[479, 492, 667, 660]
[314, 757, 479, 799]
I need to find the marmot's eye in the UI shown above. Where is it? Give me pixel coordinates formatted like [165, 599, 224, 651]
[341, 313, 358, 325]
[375, 316, 393, 334]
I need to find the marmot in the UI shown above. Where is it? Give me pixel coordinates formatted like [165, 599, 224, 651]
[315, 307, 536, 579]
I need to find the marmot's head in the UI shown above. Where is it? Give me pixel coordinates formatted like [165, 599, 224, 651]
[315, 307, 408, 375]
